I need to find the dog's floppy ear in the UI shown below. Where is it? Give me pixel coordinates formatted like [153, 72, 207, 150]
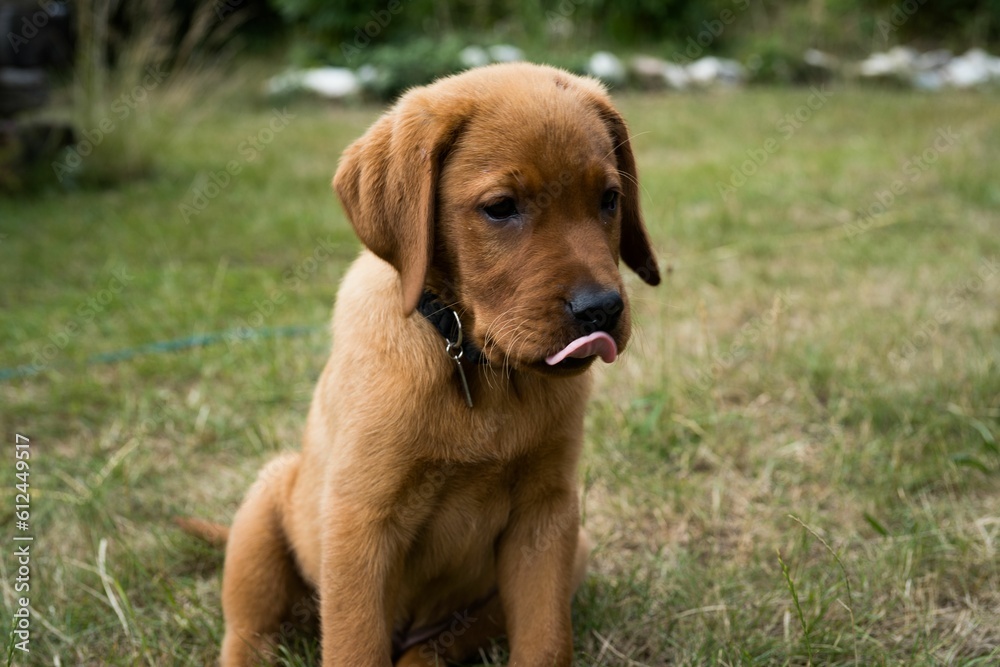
[591, 100, 661, 286]
[333, 99, 459, 314]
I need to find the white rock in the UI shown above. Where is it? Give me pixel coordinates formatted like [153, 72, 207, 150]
[459, 46, 490, 69]
[488, 44, 524, 63]
[913, 49, 952, 72]
[630, 55, 666, 80]
[803, 48, 838, 70]
[630, 55, 689, 90]
[302, 68, 359, 98]
[662, 62, 691, 90]
[268, 67, 359, 98]
[587, 51, 626, 84]
[686, 56, 745, 86]
[859, 46, 917, 77]
[943, 48, 1000, 87]
[858, 53, 894, 77]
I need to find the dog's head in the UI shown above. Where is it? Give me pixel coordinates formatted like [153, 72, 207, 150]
[334, 63, 659, 375]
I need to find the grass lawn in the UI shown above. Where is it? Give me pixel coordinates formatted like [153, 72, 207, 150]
[1, 78, 998, 666]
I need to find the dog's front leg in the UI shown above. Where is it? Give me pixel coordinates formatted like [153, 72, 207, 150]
[497, 487, 580, 667]
[319, 497, 405, 667]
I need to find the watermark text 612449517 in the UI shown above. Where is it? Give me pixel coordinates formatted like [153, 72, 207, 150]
[12, 433, 34, 653]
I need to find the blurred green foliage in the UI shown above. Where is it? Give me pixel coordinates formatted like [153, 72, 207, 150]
[359, 35, 467, 100]
[269, 0, 1000, 62]
[262, 0, 1000, 98]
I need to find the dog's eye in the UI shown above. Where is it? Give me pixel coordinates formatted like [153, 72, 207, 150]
[482, 198, 519, 222]
[601, 190, 619, 213]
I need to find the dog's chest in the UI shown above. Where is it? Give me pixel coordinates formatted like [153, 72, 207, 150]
[411, 458, 512, 564]
[398, 459, 512, 617]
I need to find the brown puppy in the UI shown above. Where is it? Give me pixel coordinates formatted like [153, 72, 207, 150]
[219, 63, 659, 666]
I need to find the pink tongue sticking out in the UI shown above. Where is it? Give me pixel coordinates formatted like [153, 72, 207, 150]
[545, 332, 618, 366]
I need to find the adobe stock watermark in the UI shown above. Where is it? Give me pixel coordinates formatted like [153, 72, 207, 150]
[545, 0, 582, 25]
[27, 267, 134, 373]
[259, 595, 316, 656]
[223, 234, 336, 347]
[51, 64, 169, 182]
[518, 504, 580, 567]
[11, 433, 33, 654]
[178, 108, 295, 223]
[717, 86, 832, 199]
[874, 0, 929, 45]
[340, 0, 408, 63]
[523, 170, 573, 217]
[5, 0, 65, 54]
[888, 257, 998, 369]
[844, 126, 960, 240]
[672, 0, 752, 65]
[416, 609, 479, 661]
[692, 290, 792, 389]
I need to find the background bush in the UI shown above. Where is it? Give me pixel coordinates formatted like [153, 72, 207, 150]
[270, 0, 1000, 66]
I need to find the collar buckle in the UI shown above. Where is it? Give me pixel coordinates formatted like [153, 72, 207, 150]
[420, 294, 475, 408]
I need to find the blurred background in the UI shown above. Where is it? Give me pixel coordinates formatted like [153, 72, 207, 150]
[2, 0, 1000, 187]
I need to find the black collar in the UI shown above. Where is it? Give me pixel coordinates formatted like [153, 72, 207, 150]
[416, 291, 487, 366]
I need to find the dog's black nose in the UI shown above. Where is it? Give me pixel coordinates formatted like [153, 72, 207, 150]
[567, 288, 623, 334]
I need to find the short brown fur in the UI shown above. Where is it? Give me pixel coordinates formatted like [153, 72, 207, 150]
[218, 63, 658, 666]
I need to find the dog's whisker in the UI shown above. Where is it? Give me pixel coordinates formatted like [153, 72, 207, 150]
[485, 314, 534, 391]
[601, 129, 651, 163]
[479, 311, 534, 390]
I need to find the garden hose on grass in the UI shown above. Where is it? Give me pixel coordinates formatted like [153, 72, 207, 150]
[0, 325, 326, 382]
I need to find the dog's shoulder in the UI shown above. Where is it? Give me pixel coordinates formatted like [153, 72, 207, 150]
[335, 250, 397, 311]
[327, 250, 443, 384]
[332, 251, 410, 338]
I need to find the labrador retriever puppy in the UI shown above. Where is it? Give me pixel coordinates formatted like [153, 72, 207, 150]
[218, 62, 660, 666]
